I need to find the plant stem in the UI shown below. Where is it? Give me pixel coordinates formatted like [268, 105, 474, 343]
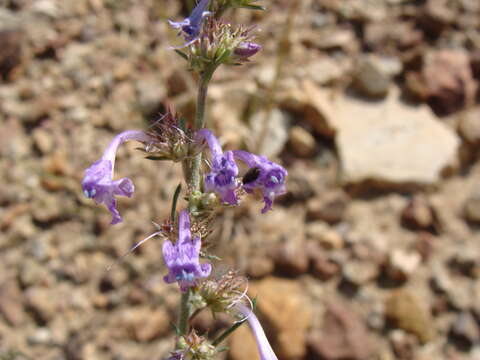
[177, 65, 217, 340]
[178, 289, 191, 336]
[187, 66, 216, 210]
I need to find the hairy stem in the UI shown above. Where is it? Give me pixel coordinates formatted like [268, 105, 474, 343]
[178, 289, 191, 336]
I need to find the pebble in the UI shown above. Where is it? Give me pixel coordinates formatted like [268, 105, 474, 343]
[306, 221, 344, 250]
[354, 55, 392, 98]
[288, 125, 316, 157]
[385, 289, 435, 344]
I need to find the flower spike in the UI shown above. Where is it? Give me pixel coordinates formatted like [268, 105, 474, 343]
[168, 0, 210, 47]
[82, 130, 152, 225]
[233, 150, 287, 213]
[196, 129, 239, 205]
[236, 302, 278, 360]
[162, 210, 212, 292]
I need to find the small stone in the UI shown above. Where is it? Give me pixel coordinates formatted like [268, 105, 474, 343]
[273, 235, 309, 276]
[0, 279, 26, 326]
[249, 277, 311, 360]
[308, 243, 341, 280]
[401, 195, 434, 229]
[288, 126, 316, 157]
[354, 55, 391, 98]
[25, 287, 58, 324]
[28, 328, 53, 346]
[306, 222, 344, 250]
[0, 29, 23, 81]
[308, 298, 375, 360]
[421, 49, 477, 116]
[464, 191, 480, 223]
[385, 289, 435, 344]
[120, 307, 170, 342]
[450, 312, 480, 348]
[281, 80, 338, 137]
[343, 261, 379, 285]
[32, 128, 54, 154]
[458, 107, 480, 145]
[307, 191, 349, 224]
[386, 249, 421, 281]
[303, 57, 344, 86]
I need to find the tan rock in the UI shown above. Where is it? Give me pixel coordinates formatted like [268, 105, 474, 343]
[120, 307, 170, 342]
[385, 289, 435, 344]
[249, 277, 312, 360]
[288, 126, 316, 157]
[229, 321, 259, 360]
[336, 87, 459, 185]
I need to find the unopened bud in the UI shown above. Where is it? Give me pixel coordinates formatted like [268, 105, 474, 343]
[234, 41, 261, 59]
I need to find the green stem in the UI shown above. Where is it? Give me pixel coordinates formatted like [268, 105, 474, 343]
[177, 65, 217, 340]
[187, 66, 216, 211]
[178, 289, 191, 336]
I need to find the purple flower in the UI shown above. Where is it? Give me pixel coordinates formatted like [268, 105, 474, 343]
[196, 129, 239, 205]
[236, 303, 278, 360]
[162, 210, 212, 292]
[168, 0, 210, 47]
[233, 150, 287, 213]
[82, 130, 152, 225]
[234, 42, 262, 59]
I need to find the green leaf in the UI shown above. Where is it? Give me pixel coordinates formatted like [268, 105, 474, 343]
[171, 183, 182, 222]
[240, 4, 265, 10]
[145, 156, 169, 161]
[174, 49, 189, 61]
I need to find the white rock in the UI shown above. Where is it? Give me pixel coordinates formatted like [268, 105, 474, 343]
[335, 88, 460, 185]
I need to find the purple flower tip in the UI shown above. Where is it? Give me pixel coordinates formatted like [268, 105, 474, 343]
[234, 42, 262, 59]
[236, 303, 278, 360]
[162, 210, 211, 292]
[233, 150, 287, 213]
[82, 130, 151, 225]
[197, 129, 239, 205]
[169, 0, 210, 46]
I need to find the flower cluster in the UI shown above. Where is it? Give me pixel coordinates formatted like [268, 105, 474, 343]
[197, 129, 287, 212]
[81, 1, 282, 359]
[169, 0, 261, 72]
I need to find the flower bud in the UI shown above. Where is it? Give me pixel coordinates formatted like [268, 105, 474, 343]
[234, 41, 261, 59]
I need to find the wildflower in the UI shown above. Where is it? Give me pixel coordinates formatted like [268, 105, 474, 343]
[163, 210, 212, 292]
[233, 41, 262, 60]
[82, 130, 152, 225]
[196, 129, 239, 205]
[233, 150, 287, 213]
[236, 302, 278, 360]
[168, 0, 210, 47]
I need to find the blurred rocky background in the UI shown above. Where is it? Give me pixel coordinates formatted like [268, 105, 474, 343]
[1, 0, 480, 359]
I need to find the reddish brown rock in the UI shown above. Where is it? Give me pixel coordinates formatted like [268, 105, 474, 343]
[420, 50, 477, 116]
[308, 298, 375, 360]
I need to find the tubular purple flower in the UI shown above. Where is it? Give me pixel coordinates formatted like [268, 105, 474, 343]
[162, 210, 212, 292]
[82, 130, 152, 225]
[233, 150, 287, 213]
[234, 42, 262, 59]
[196, 129, 239, 205]
[236, 303, 278, 360]
[168, 0, 210, 47]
